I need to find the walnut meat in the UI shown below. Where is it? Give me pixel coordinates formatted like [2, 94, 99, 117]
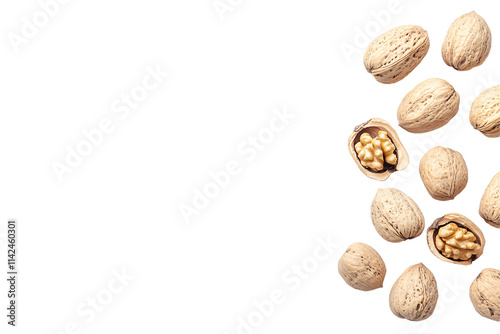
[434, 223, 480, 261]
[355, 131, 397, 172]
[389, 263, 438, 321]
[348, 118, 409, 181]
[371, 188, 425, 243]
[470, 268, 500, 321]
[338, 242, 386, 291]
[442, 11, 491, 71]
[479, 172, 500, 227]
[419, 146, 468, 201]
[427, 213, 485, 265]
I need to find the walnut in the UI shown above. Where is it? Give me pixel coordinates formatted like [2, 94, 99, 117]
[364, 25, 429, 84]
[354, 131, 397, 172]
[470, 268, 500, 321]
[389, 263, 438, 321]
[442, 11, 491, 71]
[419, 146, 468, 201]
[427, 213, 485, 265]
[479, 172, 500, 227]
[397, 78, 460, 133]
[338, 242, 386, 291]
[435, 223, 481, 261]
[470, 85, 500, 137]
[371, 188, 425, 243]
[348, 118, 408, 181]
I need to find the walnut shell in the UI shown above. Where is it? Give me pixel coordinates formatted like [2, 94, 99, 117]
[348, 118, 409, 181]
[427, 213, 485, 265]
[419, 146, 468, 200]
[338, 242, 386, 291]
[470, 268, 500, 321]
[389, 263, 438, 321]
[479, 172, 500, 227]
[442, 11, 491, 71]
[397, 78, 460, 133]
[470, 85, 500, 138]
[364, 25, 429, 84]
[371, 188, 424, 242]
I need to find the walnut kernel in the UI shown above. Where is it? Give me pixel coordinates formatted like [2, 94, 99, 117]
[435, 223, 480, 261]
[354, 131, 397, 172]
[427, 213, 485, 265]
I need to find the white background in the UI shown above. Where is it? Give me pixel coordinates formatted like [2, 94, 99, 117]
[1, 0, 500, 333]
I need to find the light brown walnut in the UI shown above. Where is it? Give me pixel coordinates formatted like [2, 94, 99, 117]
[479, 172, 500, 227]
[364, 25, 429, 84]
[338, 243, 386, 291]
[371, 188, 425, 243]
[442, 11, 491, 71]
[470, 268, 500, 321]
[419, 146, 468, 201]
[389, 263, 438, 321]
[470, 85, 500, 138]
[397, 78, 460, 133]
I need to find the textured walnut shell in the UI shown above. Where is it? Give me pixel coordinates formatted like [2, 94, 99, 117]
[419, 146, 468, 200]
[389, 263, 438, 321]
[427, 213, 485, 265]
[470, 268, 500, 321]
[479, 172, 500, 227]
[364, 25, 429, 84]
[470, 85, 500, 138]
[371, 188, 424, 242]
[338, 242, 386, 291]
[348, 118, 409, 181]
[398, 78, 460, 133]
[442, 11, 491, 71]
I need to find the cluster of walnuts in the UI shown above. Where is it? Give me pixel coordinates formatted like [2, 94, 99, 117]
[342, 11, 500, 323]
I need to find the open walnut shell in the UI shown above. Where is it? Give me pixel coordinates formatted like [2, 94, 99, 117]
[427, 213, 485, 265]
[348, 118, 409, 181]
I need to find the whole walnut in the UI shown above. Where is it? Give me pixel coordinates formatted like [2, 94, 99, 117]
[364, 25, 429, 84]
[397, 78, 460, 133]
[338, 242, 386, 291]
[470, 268, 500, 321]
[470, 85, 500, 138]
[389, 263, 438, 321]
[479, 172, 500, 227]
[371, 188, 425, 242]
[442, 11, 491, 71]
[419, 146, 468, 201]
